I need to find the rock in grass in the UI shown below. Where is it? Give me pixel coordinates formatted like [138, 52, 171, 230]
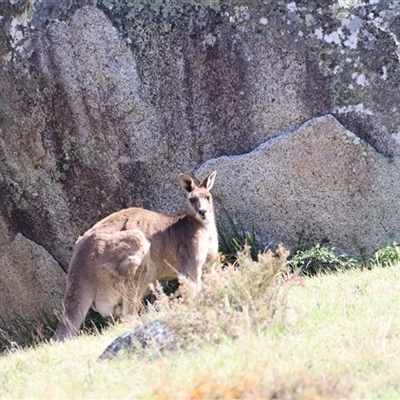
[98, 320, 175, 361]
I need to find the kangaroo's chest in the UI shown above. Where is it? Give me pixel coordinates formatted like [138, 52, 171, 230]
[206, 226, 218, 255]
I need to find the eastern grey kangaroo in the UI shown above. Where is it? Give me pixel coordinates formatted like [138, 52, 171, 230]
[52, 170, 218, 341]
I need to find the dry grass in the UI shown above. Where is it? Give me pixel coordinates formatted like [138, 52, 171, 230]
[1, 252, 400, 399]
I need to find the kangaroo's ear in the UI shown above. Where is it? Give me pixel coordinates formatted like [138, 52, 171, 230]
[179, 173, 196, 193]
[199, 170, 217, 190]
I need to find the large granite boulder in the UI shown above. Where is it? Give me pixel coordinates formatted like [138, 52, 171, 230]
[1, 0, 400, 320]
[196, 114, 400, 255]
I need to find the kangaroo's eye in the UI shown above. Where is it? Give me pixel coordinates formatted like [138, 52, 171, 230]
[189, 198, 195, 203]
[206, 196, 211, 201]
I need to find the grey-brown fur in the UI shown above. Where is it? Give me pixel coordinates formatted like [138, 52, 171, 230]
[52, 170, 218, 341]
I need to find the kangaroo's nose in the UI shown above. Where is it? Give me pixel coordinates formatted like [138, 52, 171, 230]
[198, 209, 207, 218]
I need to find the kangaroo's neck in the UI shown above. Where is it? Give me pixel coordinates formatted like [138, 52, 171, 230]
[169, 213, 215, 237]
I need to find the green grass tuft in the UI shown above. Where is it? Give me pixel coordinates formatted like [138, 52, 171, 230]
[218, 213, 265, 264]
[0, 308, 57, 352]
[0, 308, 109, 354]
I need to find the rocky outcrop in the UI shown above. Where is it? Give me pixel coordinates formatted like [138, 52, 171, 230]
[1, 1, 400, 321]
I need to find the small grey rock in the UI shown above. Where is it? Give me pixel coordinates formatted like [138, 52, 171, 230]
[98, 319, 175, 361]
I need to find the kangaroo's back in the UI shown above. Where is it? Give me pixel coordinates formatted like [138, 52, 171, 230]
[53, 170, 218, 341]
[85, 207, 179, 237]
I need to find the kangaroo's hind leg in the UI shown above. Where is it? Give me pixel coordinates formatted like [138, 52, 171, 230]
[52, 276, 95, 341]
[113, 230, 151, 316]
[52, 232, 100, 341]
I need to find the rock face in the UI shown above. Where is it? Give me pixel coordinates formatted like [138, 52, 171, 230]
[1, 1, 400, 320]
[0, 234, 66, 321]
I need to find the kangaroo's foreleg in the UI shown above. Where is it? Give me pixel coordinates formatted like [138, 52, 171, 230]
[177, 243, 206, 295]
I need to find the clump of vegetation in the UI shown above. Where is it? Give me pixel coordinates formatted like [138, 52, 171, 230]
[370, 242, 400, 267]
[217, 212, 400, 279]
[218, 214, 265, 264]
[150, 244, 290, 349]
[287, 244, 359, 276]
[287, 241, 400, 275]
[218, 214, 362, 276]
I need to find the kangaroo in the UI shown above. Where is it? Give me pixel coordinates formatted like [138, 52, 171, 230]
[52, 170, 218, 341]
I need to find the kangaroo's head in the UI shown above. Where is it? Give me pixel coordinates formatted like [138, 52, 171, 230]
[179, 170, 217, 223]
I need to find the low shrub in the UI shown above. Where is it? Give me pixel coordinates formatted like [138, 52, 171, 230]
[287, 244, 359, 276]
[370, 241, 400, 267]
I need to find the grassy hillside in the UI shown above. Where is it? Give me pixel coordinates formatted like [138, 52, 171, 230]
[1, 251, 400, 399]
